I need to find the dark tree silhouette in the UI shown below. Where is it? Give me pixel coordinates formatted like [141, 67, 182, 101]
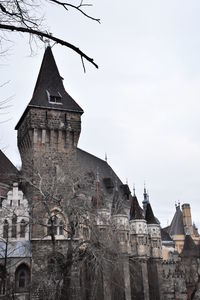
[0, 0, 99, 69]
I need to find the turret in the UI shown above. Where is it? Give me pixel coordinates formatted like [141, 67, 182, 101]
[145, 203, 162, 258]
[129, 194, 148, 257]
[112, 213, 129, 253]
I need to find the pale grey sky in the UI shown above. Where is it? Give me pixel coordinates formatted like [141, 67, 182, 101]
[1, 0, 200, 228]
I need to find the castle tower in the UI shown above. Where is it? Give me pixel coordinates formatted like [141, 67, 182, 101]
[129, 194, 148, 257]
[145, 203, 162, 258]
[145, 202, 163, 300]
[15, 46, 83, 170]
[15, 47, 84, 241]
[129, 194, 150, 300]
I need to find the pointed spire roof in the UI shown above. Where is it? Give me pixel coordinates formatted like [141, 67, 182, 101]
[15, 46, 83, 129]
[130, 195, 144, 220]
[168, 204, 185, 236]
[145, 202, 159, 224]
[181, 234, 199, 257]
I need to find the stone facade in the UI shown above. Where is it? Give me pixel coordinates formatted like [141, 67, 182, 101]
[0, 46, 200, 299]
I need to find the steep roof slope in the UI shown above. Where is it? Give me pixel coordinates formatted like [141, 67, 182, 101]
[0, 150, 18, 183]
[161, 228, 173, 242]
[181, 235, 199, 257]
[145, 202, 159, 224]
[76, 148, 131, 209]
[16, 46, 83, 129]
[76, 148, 122, 187]
[168, 205, 185, 236]
[130, 195, 144, 220]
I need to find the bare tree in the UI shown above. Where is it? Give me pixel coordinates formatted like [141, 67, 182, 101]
[0, 0, 99, 69]
[20, 155, 128, 300]
[0, 81, 12, 126]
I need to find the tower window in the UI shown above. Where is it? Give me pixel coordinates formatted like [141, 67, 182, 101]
[20, 219, 26, 238]
[3, 220, 8, 239]
[46, 90, 62, 104]
[15, 264, 30, 292]
[59, 221, 64, 236]
[50, 95, 61, 103]
[12, 215, 17, 238]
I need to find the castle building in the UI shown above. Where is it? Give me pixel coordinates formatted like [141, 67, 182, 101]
[0, 46, 199, 300]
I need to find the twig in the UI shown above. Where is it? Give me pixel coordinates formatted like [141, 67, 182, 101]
[0, 24, 98, 69]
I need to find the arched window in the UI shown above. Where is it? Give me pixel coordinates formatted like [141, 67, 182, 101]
[47, 215, 65, 236]
[3, 220, 8, 239]
[15, 264, 30, 292]
[12, 214, 17, 238]
[52, 216, 58, 235]
[47, 216, 58, 236]
[59, 220, 64, 235]
[20, 220, 26, 238]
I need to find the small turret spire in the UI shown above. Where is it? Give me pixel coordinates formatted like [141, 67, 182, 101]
[142, 182, 149, 217]
[44, 39, 50, 49]
[133, 183, 136, 196]
[105, 153, 107, 162]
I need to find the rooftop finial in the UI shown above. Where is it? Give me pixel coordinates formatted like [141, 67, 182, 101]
[147, 190, 150, 202]
[144, 181, 146, 193]
[143, 182, 147, 198]
[133, 183, 136, 196]
[105, 152, 107, 162]
[44, 39, 50, 49]
[126, 178, 128, 185]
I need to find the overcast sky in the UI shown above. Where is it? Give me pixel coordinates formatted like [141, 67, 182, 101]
[1, 0, 200, 228]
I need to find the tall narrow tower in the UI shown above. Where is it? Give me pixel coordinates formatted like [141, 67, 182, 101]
[15, 46, 83, 170]
[15, 47, 84, 239]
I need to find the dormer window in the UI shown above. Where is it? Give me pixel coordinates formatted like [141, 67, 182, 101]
[46, 90, 62, 104]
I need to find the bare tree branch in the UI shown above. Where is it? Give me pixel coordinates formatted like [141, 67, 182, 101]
[48, 0, 101, 23]
[0, 24, 98, 68]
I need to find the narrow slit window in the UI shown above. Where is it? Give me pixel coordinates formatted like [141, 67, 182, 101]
[20, 220, 26, 238]
[12, 215, 17, 238]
